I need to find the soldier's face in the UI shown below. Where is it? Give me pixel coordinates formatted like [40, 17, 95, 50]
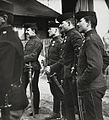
[59, 21, 69, 33]
[77, 18, 88, 33]
[0, 16, 5, 26]
[25, 28, 35, 37]
[48, 27, 57, 37]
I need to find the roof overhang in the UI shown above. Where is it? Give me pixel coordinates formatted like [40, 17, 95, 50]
[105, 0, 109, 9]
[0, 0, 60, 18]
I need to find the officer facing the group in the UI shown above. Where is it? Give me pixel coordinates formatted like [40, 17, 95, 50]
[45, 13, 83, 120]
[0, 9, 24, 120]
[45, 21, 64, 120]
[75, 11, 107, 120]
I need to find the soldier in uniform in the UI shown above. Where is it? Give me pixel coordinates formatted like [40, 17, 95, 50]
[22, 23, 43, 116]
[75, 11, 107, 120]
[45, 13, 83, 120]
[45, 21, 64, 120]
[0, 5, 24, 120]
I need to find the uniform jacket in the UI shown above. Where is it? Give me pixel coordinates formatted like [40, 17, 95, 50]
[63, 28, 83, 66]
[77, 29, 106, 91]
[0, 25, 24, 106]
[47, 35, 62, 66]
[24, 36, 43, 70]
[51, 28, 83, 78]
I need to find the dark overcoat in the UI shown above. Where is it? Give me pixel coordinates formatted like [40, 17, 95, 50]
[77, 29, 107, 91]
[0, 25, 24, 106]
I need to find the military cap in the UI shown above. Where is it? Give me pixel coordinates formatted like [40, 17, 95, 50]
[75, 11, 97, 28]
[75, 11, 97, 21]
[48, 21, 60, 28]
[57, 12, 74, 23]
[0, 1, 13, 24]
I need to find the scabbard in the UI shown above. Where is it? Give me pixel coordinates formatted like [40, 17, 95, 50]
[50, 73, 64, 95]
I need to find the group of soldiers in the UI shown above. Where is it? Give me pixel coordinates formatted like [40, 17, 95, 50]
[0, 4, 109, 120]
[42, 11, 109, 120]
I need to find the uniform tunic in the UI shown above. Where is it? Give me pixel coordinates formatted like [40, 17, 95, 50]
[47, 35, 63, 114]
[51, 28, 83, 120]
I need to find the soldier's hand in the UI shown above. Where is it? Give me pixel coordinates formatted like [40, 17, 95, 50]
[40, 67, 45, 75]
[45, 66, 51, 74]
[25, 64, 33, 69]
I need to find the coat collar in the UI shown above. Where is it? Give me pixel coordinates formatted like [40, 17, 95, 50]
[66, 28, 76, 36]
[85, 29, 97, 37]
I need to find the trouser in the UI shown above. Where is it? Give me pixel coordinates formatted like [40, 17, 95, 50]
[53, 97, 60, 114]
[63, 79, 76, 120]
[79, 87, 106, 120]
[47, 72, 64, 116]
[63, 64, 77, 120]
[22, 69, 40, 113]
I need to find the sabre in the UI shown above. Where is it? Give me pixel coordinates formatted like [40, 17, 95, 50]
[29, 62, 35, 118]
[50, 73, 64, 95]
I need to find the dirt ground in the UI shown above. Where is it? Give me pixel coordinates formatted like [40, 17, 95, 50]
[20, 74, 109, 120]
[21, 75, 53, 120]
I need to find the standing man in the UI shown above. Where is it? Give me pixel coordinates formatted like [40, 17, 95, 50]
[75, 11, 107, 120]
[0, 9, 24, 120]
[22, 23, 43, 116]
[45, 13, 83, 120]
[45, 21, 64, 120]
[103, 30, 109, 52]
